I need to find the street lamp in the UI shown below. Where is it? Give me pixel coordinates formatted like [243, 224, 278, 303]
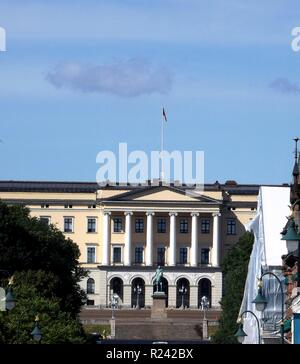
[281, 216, 300, 288]
[110, 294, 118, 340]
[0, 272, 15, 311]
[252, 280, 268, 312]
[201, 296, 210, 340]
[31, 315, 42, 344]
[234, 310, 261, 344]
[201, 296, 210, 320]
[5, 286, 15, 311]
[235, 322, 248, 344]
[179, 285, 187, 309]
[133, 284, 142, 309]
[111, 293, 118, 319]
[252, 272, 285, 344]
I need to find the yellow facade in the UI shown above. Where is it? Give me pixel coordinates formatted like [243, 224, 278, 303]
[0, 180, 261, 309]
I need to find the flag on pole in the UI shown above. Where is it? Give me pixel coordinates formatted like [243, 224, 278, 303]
[162, 107, 167, 122]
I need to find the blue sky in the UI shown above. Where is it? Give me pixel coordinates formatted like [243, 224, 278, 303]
[0, 0, 300, 184]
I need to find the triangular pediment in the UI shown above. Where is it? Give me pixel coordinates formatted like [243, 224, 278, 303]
[133, 189, 199, 202]
[102, 185, 222, 204]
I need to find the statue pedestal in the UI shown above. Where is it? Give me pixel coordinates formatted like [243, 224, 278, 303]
[151, 292, 167, 320]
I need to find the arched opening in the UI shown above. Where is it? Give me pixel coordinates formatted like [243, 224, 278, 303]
[153, 277, 169, 307]
[176, 278, 190, 308]
[87, 278, 95, 294]
[198, 278, 212, 308]
[110, 277, 124, 303]
[131, 278, 145, 308]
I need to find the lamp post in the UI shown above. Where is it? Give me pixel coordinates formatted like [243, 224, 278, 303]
[201, 296, 210, 340]
[31, 315, 42, 344]
[281, 216, 300, 289]
[133, 284, 142, 309]
[111, 293, 118, 320]
[110, 293, 118, 339]
[252, 272, 285, 344]
[0, 272, 15, 311]
[201, 296, 209, 320]
[179, 285, 187, 309]
[234, 310, 261, 344]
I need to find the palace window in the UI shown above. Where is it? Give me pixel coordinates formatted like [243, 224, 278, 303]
[157, 219, 166, 233]
[201, 219, 210, 234]
[179, 247, 188, 264]
[113, 218, 122, 233]
[64, 205, 73, 208]
[180, 219, 188, 233]
[87, 218, 96, 233]
[40, 216, 50, 225]
[87, 246, 96, 263]
[135, 218, 144, 233]
[201, 248, 210, 265]
[113, 247, 122, 263]
[227, 219, 236, 235]
[135, 247, 144, 264]
[64, 217, 73, 233]
[87, 278, 95, 294]
[157, 247, 165, 266]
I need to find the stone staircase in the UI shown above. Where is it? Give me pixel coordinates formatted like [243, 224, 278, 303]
[80, 308, 220, 340]
[115, 319, 203, 340]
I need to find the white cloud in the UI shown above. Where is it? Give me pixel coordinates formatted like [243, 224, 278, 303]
[46, 59, 173, 97]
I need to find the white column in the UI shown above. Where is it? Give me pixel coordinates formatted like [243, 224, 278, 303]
[168, 286, 177, 308]
[169, 212, 177, 266]
[189, 286, 198, 309]
[212, 212, 221, 267]
[146, 212, 155, 266]
[191, 213, 199, 267]
[124, 211, 133, 266]
[102, 211, 111, 266]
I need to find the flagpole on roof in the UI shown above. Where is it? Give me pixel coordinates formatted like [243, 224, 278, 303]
[160, 107, 166, 181]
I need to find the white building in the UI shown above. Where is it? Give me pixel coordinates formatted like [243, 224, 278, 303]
[239, 186, 290, 343]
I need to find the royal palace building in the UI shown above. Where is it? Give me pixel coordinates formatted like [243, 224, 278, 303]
[0, 179, 282, 310]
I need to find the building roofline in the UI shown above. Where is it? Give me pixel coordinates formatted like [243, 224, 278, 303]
[0, 180, 289, 194]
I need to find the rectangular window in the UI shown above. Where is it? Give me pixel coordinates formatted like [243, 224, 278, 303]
[157, 218, 166, 233]
[64, 217, 73, 233]
[113, 247, 122, 263]
[113, 218, 122, 233]
[87, 299, 95, 306]
[87, 218, 96, 233]
[135, 218, 144, 233]
[157, 247, 165, 266]
[180, 219, 188, 233]
[87, 247, 96, 263]
[40, 217, 50, 225]
[135, 247, 144, 264]
[201, 248, 210, 265]
[64, 205, 73, 208]
[179, 247, 188, 264]
[201, 219, 210, 234]
[227, 219, 236, 235]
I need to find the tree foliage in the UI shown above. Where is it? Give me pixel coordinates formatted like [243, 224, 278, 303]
[0, 202, 87, 343]
[212, 232, 254, 344]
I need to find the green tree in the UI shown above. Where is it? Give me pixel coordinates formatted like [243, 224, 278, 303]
[0, 202, 86, 315]
[0, 202, 87, 343]
[212, 232, 254, 344]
